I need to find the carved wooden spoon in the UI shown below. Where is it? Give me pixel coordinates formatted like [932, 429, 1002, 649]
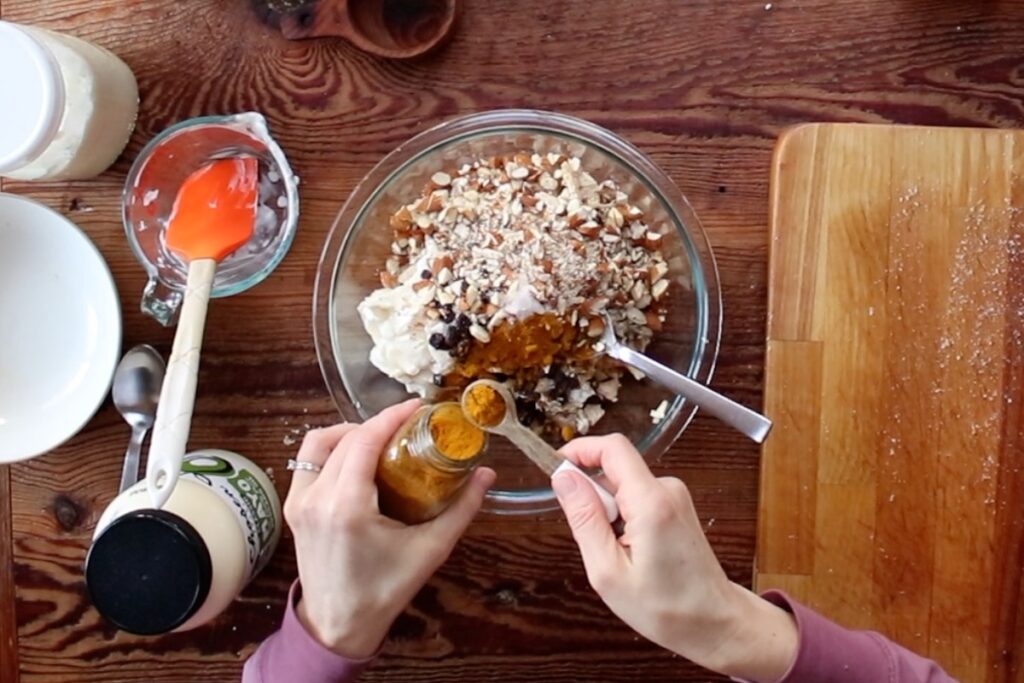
[254, 0, 459, 59]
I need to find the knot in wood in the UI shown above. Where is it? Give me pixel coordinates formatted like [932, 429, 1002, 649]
[52, 495, 84, 531]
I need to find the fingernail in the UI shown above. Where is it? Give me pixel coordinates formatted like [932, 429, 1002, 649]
[552, 472, 578, 498]
[476, 468, 497, 489]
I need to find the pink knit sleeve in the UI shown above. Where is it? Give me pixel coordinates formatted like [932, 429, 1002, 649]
[242, 582, 376, 683]
[759, 591, 957, 683]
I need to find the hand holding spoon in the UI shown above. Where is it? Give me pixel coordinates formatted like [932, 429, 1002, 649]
[461, 380, 618, 522]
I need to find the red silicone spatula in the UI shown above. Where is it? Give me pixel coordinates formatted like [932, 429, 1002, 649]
[146, 157, 258, 508]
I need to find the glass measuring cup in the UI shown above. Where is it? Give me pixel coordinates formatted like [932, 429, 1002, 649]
[122, 113, 299, 326]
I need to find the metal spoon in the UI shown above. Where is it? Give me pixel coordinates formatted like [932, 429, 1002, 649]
[461, 380, 618, 522]
[112, 345, 166, 493]
[599, 314, 773, 444]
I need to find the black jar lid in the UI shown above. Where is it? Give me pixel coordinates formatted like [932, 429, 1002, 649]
[85, 509, 212, 636]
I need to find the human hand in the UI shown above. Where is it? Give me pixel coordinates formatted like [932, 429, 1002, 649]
[554, 435, 797, 682]
[284, 400, 496, 658]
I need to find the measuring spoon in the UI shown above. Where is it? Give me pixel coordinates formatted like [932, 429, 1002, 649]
[461, 380, 618, 522]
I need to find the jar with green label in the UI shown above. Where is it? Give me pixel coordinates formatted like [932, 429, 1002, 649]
[86, 449, 281, 635]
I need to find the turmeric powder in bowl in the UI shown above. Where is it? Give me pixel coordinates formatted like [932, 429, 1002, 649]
[428, 403, 485, 460]
[463, 383, 507, 428]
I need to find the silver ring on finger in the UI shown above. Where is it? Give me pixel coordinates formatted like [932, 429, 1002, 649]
[287, 458, 323, 474]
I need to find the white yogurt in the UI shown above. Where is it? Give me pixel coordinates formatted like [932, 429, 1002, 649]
[358, 282, 454, 396]
[503, 271, 544, 318]
[0, 22, 138, 180]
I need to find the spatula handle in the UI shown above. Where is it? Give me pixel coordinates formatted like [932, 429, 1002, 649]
[146, 259, 217, 509]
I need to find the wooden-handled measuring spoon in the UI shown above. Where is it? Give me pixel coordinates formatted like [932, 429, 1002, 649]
[461, 380, 618, 523]
[145, 158, 259, 509]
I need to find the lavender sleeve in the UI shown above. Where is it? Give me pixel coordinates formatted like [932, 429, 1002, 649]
[760, 591, 957, 683]
[242, 582, 375, 683]
[241, 583, 955, 682]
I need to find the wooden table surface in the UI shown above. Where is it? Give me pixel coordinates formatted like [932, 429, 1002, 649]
[2, 1, 1023, 681]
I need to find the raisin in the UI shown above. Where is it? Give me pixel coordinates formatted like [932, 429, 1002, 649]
[443, 325, 460, 348]
[453, 339, 472, 359]
[429, 332, 451, 351]
[551, 367, 580, 398]
[516, 399, 542, 427]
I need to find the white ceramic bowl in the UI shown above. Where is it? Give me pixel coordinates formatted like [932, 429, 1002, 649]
[0, 193, 121, 463]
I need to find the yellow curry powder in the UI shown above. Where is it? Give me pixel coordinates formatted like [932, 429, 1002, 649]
[455, 313, 585, 378]
[464, 384, 507, 427]
[376, 403, 485, 525]
[428, 403, 485, 460]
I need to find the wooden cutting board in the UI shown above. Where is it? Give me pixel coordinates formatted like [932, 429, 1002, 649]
[756, 123, 1024, 682]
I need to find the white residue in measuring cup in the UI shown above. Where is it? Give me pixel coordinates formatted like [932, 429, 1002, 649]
[232, 160, 287, 260]
[227, 112, 297, 262]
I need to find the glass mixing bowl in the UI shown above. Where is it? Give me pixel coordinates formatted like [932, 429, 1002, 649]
[313, 110, 721, 515]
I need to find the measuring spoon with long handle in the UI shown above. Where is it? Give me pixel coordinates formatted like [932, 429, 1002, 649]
[461, 380, 618, 522]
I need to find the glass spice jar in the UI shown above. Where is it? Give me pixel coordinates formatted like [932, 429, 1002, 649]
[376, 402, 487, 524]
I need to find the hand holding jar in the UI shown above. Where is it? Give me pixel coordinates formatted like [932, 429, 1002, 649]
[284, 400, 496, 658]
[553, 435, 799, 683]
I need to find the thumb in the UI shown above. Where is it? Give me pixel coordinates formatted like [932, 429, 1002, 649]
[421, 467, 496, 552]
[553, 470, 623, 581]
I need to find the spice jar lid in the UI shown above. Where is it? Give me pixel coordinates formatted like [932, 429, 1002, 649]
[0, 22, 65, 174]
[85, 509, 212, 635]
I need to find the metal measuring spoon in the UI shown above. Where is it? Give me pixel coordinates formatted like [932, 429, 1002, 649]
[461, 380, 618, 522]
[598, 314, 773, 444]
[112, 345, 165, 493]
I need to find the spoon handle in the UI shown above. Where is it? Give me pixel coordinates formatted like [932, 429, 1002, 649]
[607, 343, 773, 444]
[146, 258, 217, 509]
[498, 424, 618, 523]
[119, 425, 147, 493]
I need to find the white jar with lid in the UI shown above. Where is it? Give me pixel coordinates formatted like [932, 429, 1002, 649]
[0, 21, 139, 181]
[86, 449, 282, 635]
